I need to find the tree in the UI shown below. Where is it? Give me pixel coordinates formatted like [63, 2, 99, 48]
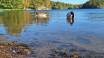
[29, 0, 51, 10]
[0, 0, 23, 9]
[23, 0, 30, 9]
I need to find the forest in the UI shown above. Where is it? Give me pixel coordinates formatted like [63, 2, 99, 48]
[0, 0, 80, 10]
[0, 0, 104, 10]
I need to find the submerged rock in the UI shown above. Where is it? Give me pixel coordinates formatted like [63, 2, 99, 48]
[0, 41, 31, 58]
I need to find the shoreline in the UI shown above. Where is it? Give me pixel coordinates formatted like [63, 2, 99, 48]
[0, 8, 104, 11]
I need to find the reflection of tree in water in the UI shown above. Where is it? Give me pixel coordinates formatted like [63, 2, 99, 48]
[33, 12, 49, 25]
[1, 11, 32, 36]
[0, 11, 50, 36]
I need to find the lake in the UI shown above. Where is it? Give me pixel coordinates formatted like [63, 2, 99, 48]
[0, 9, 104, 57]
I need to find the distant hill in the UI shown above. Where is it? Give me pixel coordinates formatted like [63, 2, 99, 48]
[81, 0, 104, 9]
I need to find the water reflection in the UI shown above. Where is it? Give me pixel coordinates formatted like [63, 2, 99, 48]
[0, 11, 33, 36]
[0, 10, 50, 36]
[0, 9, 104, 54]
[87, 13, 104, 22]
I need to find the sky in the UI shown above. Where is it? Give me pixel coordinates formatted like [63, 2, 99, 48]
[51, 0, 89, 4]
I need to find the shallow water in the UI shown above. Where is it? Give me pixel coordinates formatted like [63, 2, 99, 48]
[0, 9, 104, 53]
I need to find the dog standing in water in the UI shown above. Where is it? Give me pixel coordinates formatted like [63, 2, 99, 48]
[67, 11, 74, 25]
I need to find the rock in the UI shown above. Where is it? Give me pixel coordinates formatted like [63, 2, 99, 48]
[0, 41, 31, 58]
[70, 52, 79, 58]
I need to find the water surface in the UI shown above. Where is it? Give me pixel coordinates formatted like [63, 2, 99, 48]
[0, 9, 104, 53]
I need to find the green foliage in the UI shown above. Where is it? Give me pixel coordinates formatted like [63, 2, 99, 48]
[29, 0, 51, 10]
[0, 0, 104, 9]
[0, 0, 80, 10]
[51, 1, 80, 9]
[0, 0, 81, 10]
[0, 0, 23, 9]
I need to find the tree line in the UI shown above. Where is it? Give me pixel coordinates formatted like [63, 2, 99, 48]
[51, 1, 80, 9]
[0, 0, 104, 10]
[0, 0, 80, 10]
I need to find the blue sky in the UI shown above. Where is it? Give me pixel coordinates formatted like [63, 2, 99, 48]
[51, 0, 89, 4]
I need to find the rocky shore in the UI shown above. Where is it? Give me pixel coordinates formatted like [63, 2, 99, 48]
[0, 37, 31, 58]
[0, 36, 104, 58]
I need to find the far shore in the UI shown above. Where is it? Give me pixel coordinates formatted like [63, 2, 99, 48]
[0, 8, 103, 11]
